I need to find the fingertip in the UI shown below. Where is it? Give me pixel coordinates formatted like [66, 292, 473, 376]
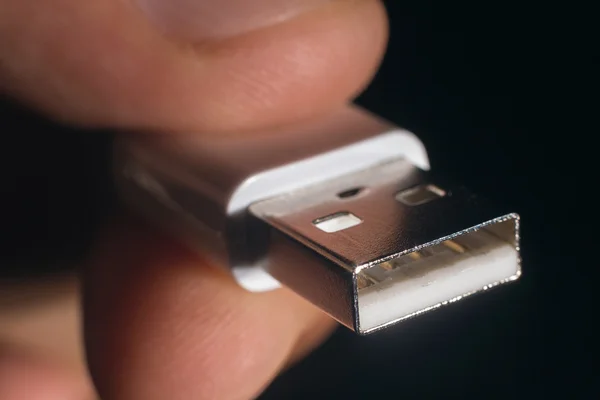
[84, 218, 335, 400]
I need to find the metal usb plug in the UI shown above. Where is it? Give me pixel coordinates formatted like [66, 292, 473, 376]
[250, 158, 521, 334]
[115, 106, 522, 335]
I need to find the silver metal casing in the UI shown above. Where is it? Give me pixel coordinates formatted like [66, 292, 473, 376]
[114, 106, 430, 292]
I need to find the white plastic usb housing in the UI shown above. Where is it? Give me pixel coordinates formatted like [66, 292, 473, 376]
[114, 106, 521, 334]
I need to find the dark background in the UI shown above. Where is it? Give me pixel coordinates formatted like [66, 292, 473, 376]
[0, 0, 593, 398]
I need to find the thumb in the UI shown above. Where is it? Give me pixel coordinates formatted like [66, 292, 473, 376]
[0, 0, 388, 134]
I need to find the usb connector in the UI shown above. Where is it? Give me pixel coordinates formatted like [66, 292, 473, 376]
[115, 106, 521, 334]
[250, 159, 520, 334]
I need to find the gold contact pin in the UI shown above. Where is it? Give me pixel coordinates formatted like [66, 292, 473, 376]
[356, 273, 379, 289]
[379, 262, 394, 271]
[443, 239, 466, 254]
[408, 251, 422, 260]
[356, 275, 371, 289]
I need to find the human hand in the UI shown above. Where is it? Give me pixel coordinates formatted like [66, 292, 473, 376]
[0, 1, 388, 399]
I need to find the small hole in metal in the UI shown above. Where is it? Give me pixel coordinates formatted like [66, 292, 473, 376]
[337, 187, 364, 199]
[313, 212, 362, 233]
[396, 184, 446, 206]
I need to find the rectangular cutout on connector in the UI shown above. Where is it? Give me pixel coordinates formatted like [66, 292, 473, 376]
[313, 212, 362, 233]
[396, 184, 446, 206]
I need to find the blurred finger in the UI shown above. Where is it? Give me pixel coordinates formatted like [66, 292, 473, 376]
[0, 278, 94, 400]
[0, 344, 94, 400]
[84, 218, 336, 400]
[0, 277, 82, 367]
[0, 0, 388, 134]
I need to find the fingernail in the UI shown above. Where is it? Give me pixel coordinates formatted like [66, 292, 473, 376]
[137, 0, 334, 40]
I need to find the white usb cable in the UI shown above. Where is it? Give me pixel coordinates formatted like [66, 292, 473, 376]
[114, 106, 521, 334]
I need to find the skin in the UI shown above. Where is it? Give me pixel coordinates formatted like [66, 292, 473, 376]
[0, 1, 389, 399]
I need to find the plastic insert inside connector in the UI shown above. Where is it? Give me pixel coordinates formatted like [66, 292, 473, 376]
[356, 219, 520, 333]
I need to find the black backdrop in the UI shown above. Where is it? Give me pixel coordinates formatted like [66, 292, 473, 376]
[260, 2, 593, 399]
[0, 1, 593, 398]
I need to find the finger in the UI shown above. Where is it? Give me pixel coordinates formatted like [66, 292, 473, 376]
[84, 218, 336, 400]
[0, 276, 83, 368]
[0, 0, 388, 134]
[0, 343, 94, 400]
[0, 277, 95, 399]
